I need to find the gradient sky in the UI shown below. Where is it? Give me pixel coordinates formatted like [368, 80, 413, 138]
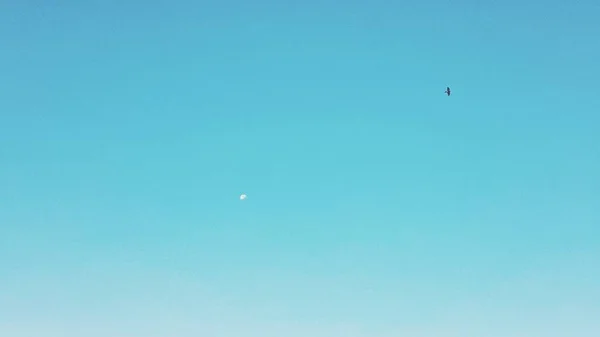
[1, 1, 599, 336]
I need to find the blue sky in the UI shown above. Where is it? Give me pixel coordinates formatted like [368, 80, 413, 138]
[1, 1, 599, 336]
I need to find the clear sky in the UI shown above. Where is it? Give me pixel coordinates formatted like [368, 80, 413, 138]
[1, 1, 599, 336]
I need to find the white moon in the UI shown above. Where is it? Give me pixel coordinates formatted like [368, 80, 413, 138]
[239, 194, 247, 200]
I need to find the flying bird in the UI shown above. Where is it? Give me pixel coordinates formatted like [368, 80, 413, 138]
[445, 87, 451, 96]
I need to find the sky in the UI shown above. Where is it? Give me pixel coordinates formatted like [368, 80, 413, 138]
[1, 1, 599, 336]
